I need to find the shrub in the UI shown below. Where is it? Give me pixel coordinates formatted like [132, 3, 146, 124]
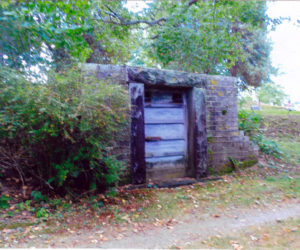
[238, 110, 282, 158]
[238, 110, 263, 137]
[0, 195, 10, 209]
[0, 66, 129, 194]
[252, 134, 282, 159]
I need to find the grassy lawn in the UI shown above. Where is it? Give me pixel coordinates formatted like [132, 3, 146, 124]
[140, 174, 300, 221]
[274, 136, 300, 165]
[189, 217, 300, 249]
[240, 103, 300, 116]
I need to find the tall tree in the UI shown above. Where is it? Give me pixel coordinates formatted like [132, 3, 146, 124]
[0, 0, 134, 73]
[141, 0, 274, 87]
[1, 0, 276, 87]
[256, 82, 288, 106]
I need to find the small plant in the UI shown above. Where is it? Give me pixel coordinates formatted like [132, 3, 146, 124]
[105, 187, 118, 198]
[238, 110, 263, 137]
[31, 191, 48, 203]
[16, 200, 33, 212]
[252, 134, 282, 158]
[36, 207, 49, 218]
[49, 198, 63, 208]
[229, 157, 242, 172]
[0, 195, 10, 209]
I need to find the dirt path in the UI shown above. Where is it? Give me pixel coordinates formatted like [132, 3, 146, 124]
[33, 199, 299, 248]
[96, 201, 300, 249]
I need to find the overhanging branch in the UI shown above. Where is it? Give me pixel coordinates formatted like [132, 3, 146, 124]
[101, 0, 199, 27]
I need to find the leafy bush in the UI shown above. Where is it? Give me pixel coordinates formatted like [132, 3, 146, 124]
[252, 134, 282, 159]
[35, 207, 49, 218]
[238, 110, 282, 158]
[0, 66, 129, 194]
[0, 195, 10, 209]
[238, 110, 263, 137]
[31, 191, 48, 203]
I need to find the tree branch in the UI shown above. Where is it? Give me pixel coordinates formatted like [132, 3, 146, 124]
[103, 5, 166, 26]
[101, 17, 167, 26]
[188, 0, 199, 7]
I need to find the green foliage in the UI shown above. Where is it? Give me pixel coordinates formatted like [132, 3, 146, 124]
[253, 134, 282, 158]
[256, 82, 288, 106]
[238, 109, 282, 158]
[49, 198, 63, 208]
[238, 110, 263, 137]
[31, 191, 48, 203]
[0, 0, 133, 72]
[0, 195, 10, 209]
[0, 66, 129, 194]
[16, 200, 34, 212]
[35, 207, 49, 218]
[228, 157, 242, 170]
[142, 0, 274, 87]
[1, 0, 275, 88]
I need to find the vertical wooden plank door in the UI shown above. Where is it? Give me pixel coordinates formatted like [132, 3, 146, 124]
[144, 89, 188, 181]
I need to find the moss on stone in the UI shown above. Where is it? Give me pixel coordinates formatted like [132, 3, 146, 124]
[238, 155, 258, 170]
[207, 155, 258, 176]
[207, 136, 214, 143]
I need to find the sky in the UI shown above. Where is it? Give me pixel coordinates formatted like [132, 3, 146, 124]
[125, 1, 300, 103]
[267, 1, 300, 103]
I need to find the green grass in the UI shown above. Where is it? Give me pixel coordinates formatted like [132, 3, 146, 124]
[138, 175, 300, 221]
[240, 103, 300, 116]
[0, 221, 36, 231]
[274, 137, 300, 165]
[188, 217, 300, 249]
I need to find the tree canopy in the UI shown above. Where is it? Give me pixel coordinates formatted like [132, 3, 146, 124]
[1, 0, 276, 87]
[256, 82, 288, 106]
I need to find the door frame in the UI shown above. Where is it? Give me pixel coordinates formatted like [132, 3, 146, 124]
[130, 83, 208, 184]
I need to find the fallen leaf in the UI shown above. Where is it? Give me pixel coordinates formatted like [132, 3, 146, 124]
[250, 235, 258, 241]
[262, 234, 269, 241]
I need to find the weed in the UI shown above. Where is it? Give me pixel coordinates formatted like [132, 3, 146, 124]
[36, 208, 49, 218]
[252, 134, 282, 158]
[49, 198, 63, 208]
[0, 195, 10, 209]
[229, 157, 242, 171]
[238, 110, 263, 137]
[31, 191, 49, 203]
[16, 200, 34, 212]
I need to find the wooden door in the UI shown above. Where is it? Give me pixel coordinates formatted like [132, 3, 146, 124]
[144, 89, 188, 181]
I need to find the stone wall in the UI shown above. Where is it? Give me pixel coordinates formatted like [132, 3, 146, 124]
[83, 63, 258, 181]
[205, 77, 258, 174]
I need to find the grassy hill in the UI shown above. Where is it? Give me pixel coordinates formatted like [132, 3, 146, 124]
[240, 103, 300, 173]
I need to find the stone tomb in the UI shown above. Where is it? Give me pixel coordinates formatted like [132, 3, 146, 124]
[84, 64, 258, 184]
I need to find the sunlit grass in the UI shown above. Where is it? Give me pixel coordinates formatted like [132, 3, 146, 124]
[274, 136, 300, 165]
[240, 103, 300, 116]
